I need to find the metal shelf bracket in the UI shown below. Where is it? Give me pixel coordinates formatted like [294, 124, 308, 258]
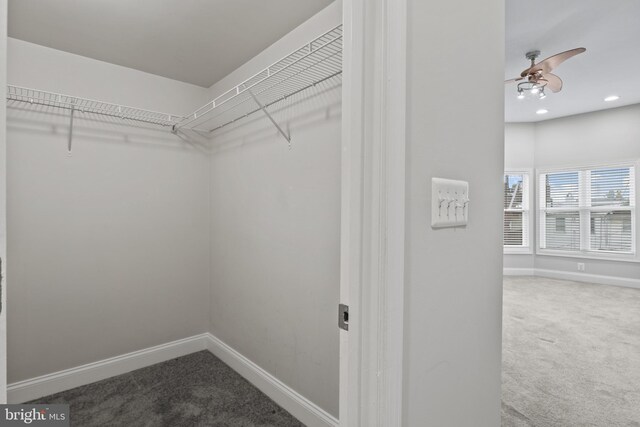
[248, 90, 291, 148]
[68, 102, 75, 153]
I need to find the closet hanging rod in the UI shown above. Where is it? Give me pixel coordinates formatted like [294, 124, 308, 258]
[173, 24, 343, 134]
[6, 85, 183, 127]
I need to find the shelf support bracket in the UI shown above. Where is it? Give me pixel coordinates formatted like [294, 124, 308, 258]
[248, 90, 291, 147]
[68, 104, 75, 153]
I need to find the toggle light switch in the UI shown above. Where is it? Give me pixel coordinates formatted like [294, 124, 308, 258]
[431, 177, 469, 228]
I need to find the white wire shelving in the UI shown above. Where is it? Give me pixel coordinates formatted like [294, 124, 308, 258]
[6, 85, 182, 127]
[6, 85, 183, 152]
[5, 24, 343, 151]
[174, 24, 343, 142]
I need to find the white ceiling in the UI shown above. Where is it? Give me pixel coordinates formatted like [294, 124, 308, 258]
[9, 1, 638, 118]
[8, 0, 333, 88]
[506, 0, 640, 122]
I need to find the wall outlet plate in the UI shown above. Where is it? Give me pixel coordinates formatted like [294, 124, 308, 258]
[431, 178, 469, 228]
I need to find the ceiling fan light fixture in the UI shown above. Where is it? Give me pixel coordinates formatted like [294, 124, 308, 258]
[507, 47, 586, 100]
[604, 95, 620, 102]
[515, 81, 547, 100]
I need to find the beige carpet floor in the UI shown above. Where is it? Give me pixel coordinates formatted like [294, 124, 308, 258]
[502, 276, 640, 427]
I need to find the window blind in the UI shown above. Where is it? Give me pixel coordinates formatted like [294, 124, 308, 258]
[590, 168, 632, 207]
[504, 173, 529, 248]
[543, 171, 579, 209]
[539, 164, 636, 256]
[590, 211, 632, 252]
[589, 167, 635, 252]
[544, 211, 580, 250]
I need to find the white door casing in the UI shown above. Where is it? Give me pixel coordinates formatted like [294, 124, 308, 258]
[339, 0, 407, 425]
[0, 0, 8, 404]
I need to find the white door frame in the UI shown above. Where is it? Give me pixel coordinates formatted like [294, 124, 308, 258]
[339, 0, 407, 425]
[0, 0, 8, 404]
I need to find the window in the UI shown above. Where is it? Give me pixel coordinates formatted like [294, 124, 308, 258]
[504, 172, 530, 252]
[538, 163, 636, 258]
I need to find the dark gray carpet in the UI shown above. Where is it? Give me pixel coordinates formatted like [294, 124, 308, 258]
[29, 351, 304, 427]
[502, 276, 640, 427]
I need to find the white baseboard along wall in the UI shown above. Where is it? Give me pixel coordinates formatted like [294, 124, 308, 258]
[7, 334, 209, 404]
[7, 333, 338, 427]
[504, 268, 640, 289]
[204, 334, 338, 427]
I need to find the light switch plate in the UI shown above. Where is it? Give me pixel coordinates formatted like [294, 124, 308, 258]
[431, 178, 469, 228]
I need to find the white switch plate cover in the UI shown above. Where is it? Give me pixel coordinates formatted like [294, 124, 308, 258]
[431, 177, 469, 228]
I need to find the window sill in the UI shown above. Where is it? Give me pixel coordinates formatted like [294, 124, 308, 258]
[504, 247, 533, 255]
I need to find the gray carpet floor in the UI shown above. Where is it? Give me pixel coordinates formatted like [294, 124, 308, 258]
[29, 351, 304, 427]
[502, 276, 640, 427]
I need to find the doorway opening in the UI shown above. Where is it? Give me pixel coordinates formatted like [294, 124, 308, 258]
[503, 1, 640, 425]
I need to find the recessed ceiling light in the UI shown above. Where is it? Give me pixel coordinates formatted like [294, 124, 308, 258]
[604, 95, 620, 102]
[536, 109, 548, 115]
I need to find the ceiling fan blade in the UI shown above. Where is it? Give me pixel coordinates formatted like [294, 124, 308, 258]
[541, 73, 563, 92]
[505, 77, 524, 84]
[530, 47, 586, 75]
[520, 66, 534, 78]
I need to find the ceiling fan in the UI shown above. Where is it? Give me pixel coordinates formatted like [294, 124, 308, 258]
[505, 48, 586, 99]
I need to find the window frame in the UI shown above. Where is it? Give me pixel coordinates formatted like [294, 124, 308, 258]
[504, 169, 533, 254]
[536, 160, 639, 263]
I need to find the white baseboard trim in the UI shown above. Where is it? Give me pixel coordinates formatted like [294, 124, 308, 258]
[204, 333, 338, 427]
[504, 268, 640, 289]
[8, 331, 338, 427]
[534, 269, 640, 289]
[8, 332, 338, 427]
[503, 268, 535, 276]
[7, 333, 209, 403]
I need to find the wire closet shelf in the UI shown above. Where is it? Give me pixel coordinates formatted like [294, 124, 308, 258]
[174, 24, 343, 136]
[6, 85, 182, 127]
[4, 24, 342, 148]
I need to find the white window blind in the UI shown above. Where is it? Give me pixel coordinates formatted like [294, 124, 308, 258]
[504, 172, 530, 249]
[539, 164, 636, 257]
[540, 171, 580, 251]
[589, 167, 634, 252]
